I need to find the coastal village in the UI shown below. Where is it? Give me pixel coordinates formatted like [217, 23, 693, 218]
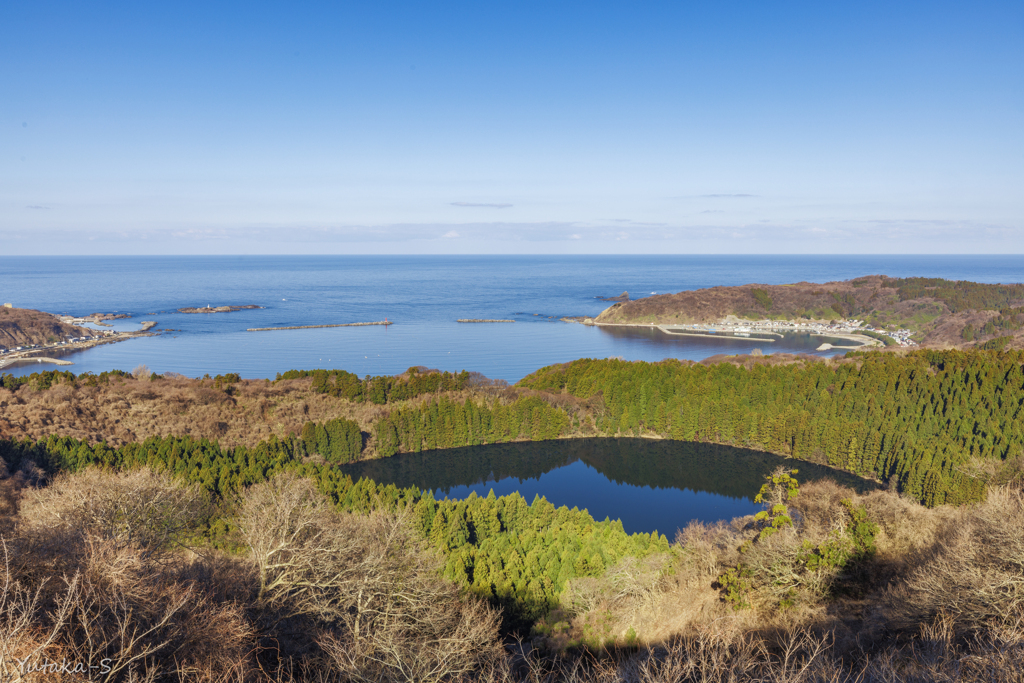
[667, 318, 918, 347]
[573, 310, 919, 348]
[0, 305, 154, 368]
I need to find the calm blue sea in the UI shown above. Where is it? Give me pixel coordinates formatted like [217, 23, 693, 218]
[2, 255, 1022, 381]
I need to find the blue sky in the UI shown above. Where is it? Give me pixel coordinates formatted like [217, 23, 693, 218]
[2, 1, 1022, 254]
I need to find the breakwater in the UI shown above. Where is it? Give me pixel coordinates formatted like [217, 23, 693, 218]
[180, 305, 262, 314]
[457, 319, 515, 323]
[658, 327, 777, 342]
[247, 321, 393, 332]
[0, 356, 74, 370]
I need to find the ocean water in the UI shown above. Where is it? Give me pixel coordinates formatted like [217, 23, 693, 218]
[2, 254, 1022, 381]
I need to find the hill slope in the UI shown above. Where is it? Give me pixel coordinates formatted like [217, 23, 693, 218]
[0, 307, 99, 351]
[594, 275, 1024, 348]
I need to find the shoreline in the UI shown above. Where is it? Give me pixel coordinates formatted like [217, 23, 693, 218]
[0, 330, 156, 371]
[565, 319, 880, 350]
[0, 356, 75, 370]
[658, 328, 777, 343]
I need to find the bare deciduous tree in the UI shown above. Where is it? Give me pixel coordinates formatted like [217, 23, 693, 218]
[20, 467, 210, 561]
[236, 473, 502, 682]
[887, 486, 1024, 631]
[131, 365, 152, 381]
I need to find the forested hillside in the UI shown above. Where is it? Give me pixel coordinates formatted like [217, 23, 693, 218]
[519, 351, 1024, 506]
[3, 349, 1023, 507]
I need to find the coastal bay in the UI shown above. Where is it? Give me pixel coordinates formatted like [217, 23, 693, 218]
[1, 254, 1021, 381]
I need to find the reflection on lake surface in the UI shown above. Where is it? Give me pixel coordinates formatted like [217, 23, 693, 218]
[596, 326, 861, 355]
[340, 438, 879, 535]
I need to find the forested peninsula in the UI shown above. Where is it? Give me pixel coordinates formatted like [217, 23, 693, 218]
[2, 350, 1023, 681]
[596, 275, 1024, 350]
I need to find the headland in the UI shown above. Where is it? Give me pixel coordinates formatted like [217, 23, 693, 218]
[587, 275, 1024, 350]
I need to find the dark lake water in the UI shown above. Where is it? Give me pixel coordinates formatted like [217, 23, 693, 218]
[339, 438, 880, 535]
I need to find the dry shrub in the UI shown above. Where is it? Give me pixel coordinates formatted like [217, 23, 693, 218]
[20, 467, 210, 561]
[0, 540, 74, 683]
[885, 486, 1024, 632]
[861, 488, 955, 570]
[174, 552, 258, 607]
[129, 387, 158, 401]
[1, 467, 257, 683]
[482, 618, 1024, 683]
[559, 554, 674, 641]
[60, 548, 253, 681]
[677, 520, 737, 584]
[482, 622, 842, 683]
[735, 525, 840, 610]
[194, 386, 230, 406]
[0, 461, 26, 535]
[605, 556, 672, 623]
[560, 545, 726, 646]
[236, 473, 503, 682]
[0, 387, 16, 407]
[858, 614, 1024, 683]
[790, 479, 855, 536]
[0, 540, 256, 683]
[318, 592, 501, 683]
[41, 383, 74, 406]
[636, 626, 838, 683]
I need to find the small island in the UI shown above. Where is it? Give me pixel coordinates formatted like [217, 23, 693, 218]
[87, 312, 132, 321]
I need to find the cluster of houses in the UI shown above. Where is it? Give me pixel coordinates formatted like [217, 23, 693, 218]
[0, 343, 44, 355]
[676, 318, 919, 347]
[0, 332, 115, 356]
[866, 327, 916, 345]
[841, 320, 916, 346]
[0, 306, 126, 357]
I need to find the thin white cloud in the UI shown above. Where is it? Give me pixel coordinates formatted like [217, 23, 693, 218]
[4, 217, 1020, 255]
